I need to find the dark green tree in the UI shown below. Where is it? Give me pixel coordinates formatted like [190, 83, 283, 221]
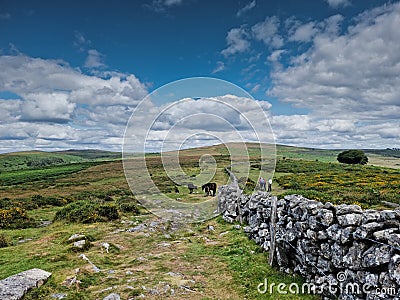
[337, 150, 368, 165]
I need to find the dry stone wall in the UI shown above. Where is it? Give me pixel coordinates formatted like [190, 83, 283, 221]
[218, 180, 400, 299]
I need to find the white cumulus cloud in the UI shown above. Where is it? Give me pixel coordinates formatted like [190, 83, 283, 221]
[125, 94, 274, 153]
[221, 27, 250, 57]
[0, 54, 148, 152]
[84, 49, 106, 69]
[288, 21, 318, 42]
[325, 0, 351, 9]
[212, 61, 225, 74]
[21, 92, 76, 122]
[237, 0, 256, 17]
[251, 16, 283, 48]
[252, 3, 400, 148]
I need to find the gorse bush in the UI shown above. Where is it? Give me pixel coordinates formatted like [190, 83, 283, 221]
[117, 197, 140, 214]
[118, 203, 140, 213]
[276, 159, 400, 207]
[0, 234, 10, 248]
[276, 159, 342, 174]
[31, 194, 67, 207]
[0, 207, 35, 229]
[362, 188, 381, 206]
[238, 177, 256, 194]
[54, 200, 119, 223]
[0, 195, 67, 210]
[0, 198, 12, 209]
[27, 157, 65, 168]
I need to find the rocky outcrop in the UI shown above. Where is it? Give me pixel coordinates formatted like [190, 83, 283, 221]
[218, 183, 400, 299]
[0, 268, 52, 300]
[68, 233, 91, 251]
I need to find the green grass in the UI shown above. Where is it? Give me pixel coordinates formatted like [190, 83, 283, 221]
[276, 145, 400, 165]
[274, 159, 400, 207]
[276, 145, 341, 163]
[0, 149, 122, 173]
[186, 218, 318, 299]
[0, 199, 321, 299]
[0, 162, 101, 186]
[0, 223, 83, 278]
[0, 152, 85, 172]
[55, 149, 121, 160]
[1, 144, 400, 299]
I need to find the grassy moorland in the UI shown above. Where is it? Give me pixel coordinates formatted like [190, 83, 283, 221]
[0, 149, 121, 170]
[0, 151, 85, 172]
[0, 145, 399, 299]
[274, 159, 400, 208]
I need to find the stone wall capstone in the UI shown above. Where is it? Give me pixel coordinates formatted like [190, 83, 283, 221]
[218, 177, 400, 299]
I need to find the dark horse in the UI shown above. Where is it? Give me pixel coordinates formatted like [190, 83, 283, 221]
[202, 182, 217, 196]
[187, 183, 197, 194]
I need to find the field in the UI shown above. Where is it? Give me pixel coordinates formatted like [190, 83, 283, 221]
[0, 150, 121, 173]
[0, 145, 400, 299]
[274, 159, 400, 208]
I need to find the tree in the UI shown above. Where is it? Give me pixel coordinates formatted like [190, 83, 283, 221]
[337, 150, 368, 165]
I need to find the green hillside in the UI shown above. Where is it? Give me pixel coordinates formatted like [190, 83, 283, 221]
[0, 149, 121, 172]
[0, 151, 85, 172]
[275, 145, 400, 169]
[56, 149, 121, 160]
[276, 145, 341, 162]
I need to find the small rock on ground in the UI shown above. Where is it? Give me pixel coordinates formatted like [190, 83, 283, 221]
[103, 293, 121, 300]
[51, 293, 67, 299]
[0, 268, 52, 300]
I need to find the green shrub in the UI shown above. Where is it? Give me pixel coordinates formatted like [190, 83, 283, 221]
[31, 194, 66, 207]
[54, 200, 119, 223]
[118, 202, 140, 214]
[238, 177, 256, 194]
[0, 234, 10, 248]
[0, 207, 36, 229]
[117, 197, 140, 214]
[44, 196, 67, 206]
[0, 195, 67, 211]
[363, 188, 381, 206]
[27, 157, 65, 168]
[97, 204, 119, 220]
[337, 150, 368, 165]
[0, 198, 12, 209]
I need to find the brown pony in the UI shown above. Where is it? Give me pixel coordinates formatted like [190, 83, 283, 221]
[202, 182, 217, 196]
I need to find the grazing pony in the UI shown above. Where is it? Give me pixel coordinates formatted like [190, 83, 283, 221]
[187, 183, 197, 194]
[202, 182, 217, 196]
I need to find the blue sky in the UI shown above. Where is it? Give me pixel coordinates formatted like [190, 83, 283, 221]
[0, 0, 399, 152]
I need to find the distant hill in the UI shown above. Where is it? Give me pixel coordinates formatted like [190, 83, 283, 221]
[276, 145, 342, 162]
[0, 149, 120, 172]
[0, 151, 84, 172]
[56, 149, 121, 160]
[364, 148, 400, 158]
[1, 145, 398, 172]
